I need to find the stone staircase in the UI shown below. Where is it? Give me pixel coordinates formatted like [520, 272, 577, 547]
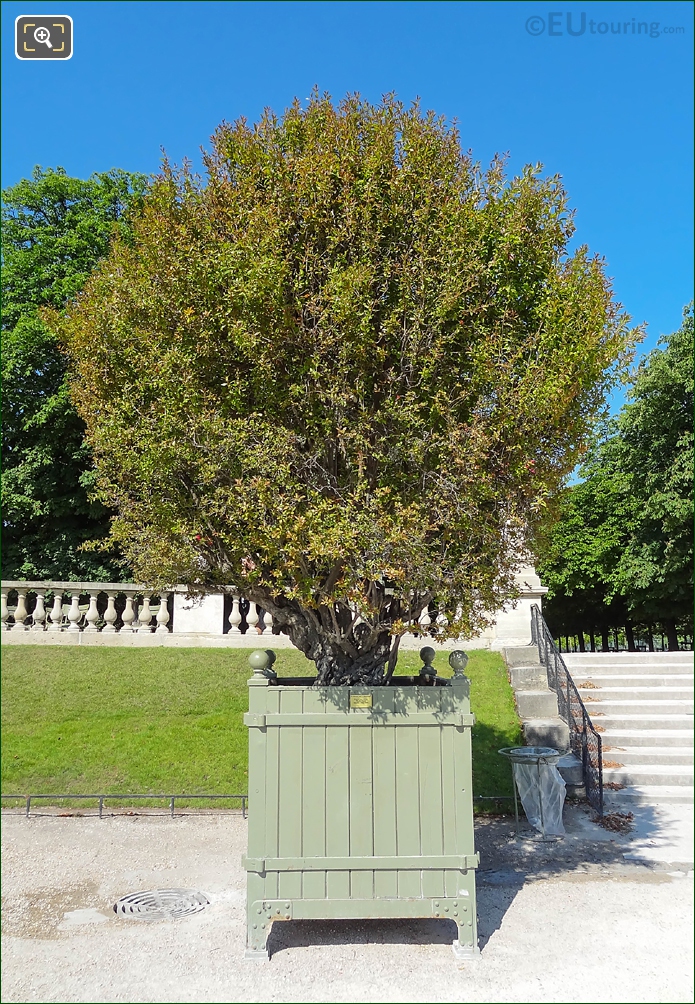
[503, 645, 582, 793]
[563, 652, 694, 806]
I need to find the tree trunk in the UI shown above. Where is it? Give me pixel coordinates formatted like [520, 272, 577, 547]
[601, 627, 610, 652]
[665, 619, 680, 652]
[578, 630, 586, 653]
[589, 629, 596, 653]
[625, 621, 636, 652]
[613, 628, 620, 652]
[244, 586, 422, 685]
[647, 626, 655, 652]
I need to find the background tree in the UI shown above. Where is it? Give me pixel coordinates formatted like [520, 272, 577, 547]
[539, 305, 694, 651]
[56, 94, 635, 683]
[1, 166, 148, 579]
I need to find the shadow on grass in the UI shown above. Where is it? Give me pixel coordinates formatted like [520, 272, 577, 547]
[470, 720, 521, 813]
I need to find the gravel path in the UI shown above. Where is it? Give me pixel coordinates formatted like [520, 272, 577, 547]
[1, 809, 692, 1004]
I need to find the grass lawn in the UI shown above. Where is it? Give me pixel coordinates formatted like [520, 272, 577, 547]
[1, 645, 521, 812]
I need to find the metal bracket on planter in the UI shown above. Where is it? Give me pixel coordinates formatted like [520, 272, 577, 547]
[242, 856, 266, 873]
[243, 713, 267, 728]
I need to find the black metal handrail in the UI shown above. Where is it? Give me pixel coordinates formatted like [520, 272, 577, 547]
[531, 605, 604, 816]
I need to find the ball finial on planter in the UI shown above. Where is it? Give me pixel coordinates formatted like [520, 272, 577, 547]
[419, 646, 437, 683]
[449, 650, 469, 678]
[248, 649, 277, 680]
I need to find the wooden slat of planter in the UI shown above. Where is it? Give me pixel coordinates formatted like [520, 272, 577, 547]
[302, 723, 326, 899]
[325, 724, 350, 900]
[395, 725, 422, 899]
[278, 688, 303, 902]
[441, 724, 459, 898]
[373, 722, 398, 898]
[453, 718, 475, 854]
[301, 685, 328, 901]
[349, 725, 374, 900]
[420, 725, 445, 899]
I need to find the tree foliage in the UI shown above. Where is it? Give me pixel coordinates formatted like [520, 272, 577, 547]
[56, 94, 634, 682]
[1, 166, 148, 580]
[539, 305, 694, 650]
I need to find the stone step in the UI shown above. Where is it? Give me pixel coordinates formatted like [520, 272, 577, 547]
[604, 785, 694, 806]
[578, 684, 694, 699]
[603, 764, 694, 787]
[569, 666, 694, 680]
[503, 646, 540, 667]
[521, 718, 569, 750]
[602, 746, 695, 766]
[508, 665, 548, 690]
[563, 654, 693, 670]
[573, 674, 694, 686]
[599, 728, 693, 748]
[584, 698, 694, 714]
[515, 689, 559, 718]
[591, 713, 693, 730]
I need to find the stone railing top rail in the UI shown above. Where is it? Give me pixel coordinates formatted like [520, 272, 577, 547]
[2, 580, 149, 592]
[0, 581, 249, 593]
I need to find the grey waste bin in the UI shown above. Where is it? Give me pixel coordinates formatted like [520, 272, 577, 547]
[498, 746, 566, 840]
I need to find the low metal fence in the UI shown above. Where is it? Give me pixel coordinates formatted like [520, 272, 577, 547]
[1, 793, 247, 818]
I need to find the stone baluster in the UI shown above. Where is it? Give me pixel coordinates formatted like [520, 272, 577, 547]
[14, 592, 30, 631]
[48, 592, 64, 631]
[139, 594, 153, 633]
[67, 594, 82, 632]
[262, 608, 273, 635]
[32, 592, 47, 631]
[155, 593, 171, 634]
[121, 594, 136, 633]
[102, 592, 118, 632]
[436, 603, 449, 631]
[229, 594, 242, 634]
[84, 592, 100, 632]
[418, 604, 431, 632]
[1, 591, 9, 632]
[246, 600, 260, 635]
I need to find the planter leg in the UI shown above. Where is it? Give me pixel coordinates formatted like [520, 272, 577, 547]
[244, 924, 270, 961]
[245, 892, 270, 961]
[453, 917, 480, 960]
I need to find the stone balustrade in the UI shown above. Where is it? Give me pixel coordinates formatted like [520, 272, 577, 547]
[0, 581, 281, 642]
[1, 567, 547, 649]
[1, 582, 173, 635]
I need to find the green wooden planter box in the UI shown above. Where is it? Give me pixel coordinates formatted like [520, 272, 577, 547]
[242, 650, 480, 961]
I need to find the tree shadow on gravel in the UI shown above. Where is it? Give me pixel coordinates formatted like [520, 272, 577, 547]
[268, 803, 673, 958]
[474, 801, 675, 950]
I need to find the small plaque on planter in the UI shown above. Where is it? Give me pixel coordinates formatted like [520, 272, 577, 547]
[350, 694, 372, 709]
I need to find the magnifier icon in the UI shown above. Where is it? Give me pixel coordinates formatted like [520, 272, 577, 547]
[34, 26, 53, 48]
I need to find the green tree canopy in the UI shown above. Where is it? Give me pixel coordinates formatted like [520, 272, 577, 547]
[1, 166, 148, 580]
[56, 94, 635, 682]
[539, 304, 694, 650]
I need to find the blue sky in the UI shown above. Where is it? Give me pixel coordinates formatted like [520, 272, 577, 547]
[2, 0, 693, 408]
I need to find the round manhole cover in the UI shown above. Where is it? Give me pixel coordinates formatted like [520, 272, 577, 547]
[113, 889, 209, 921]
